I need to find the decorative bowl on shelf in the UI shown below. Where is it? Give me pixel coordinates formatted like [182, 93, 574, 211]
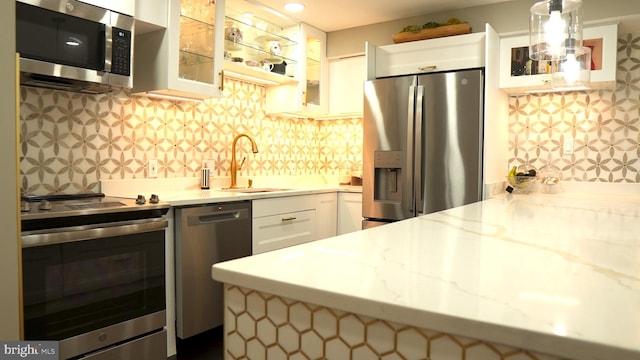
[392, 23, 471, 44]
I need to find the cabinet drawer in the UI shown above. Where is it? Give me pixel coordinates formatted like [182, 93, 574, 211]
[253, 195, 316, 218]
[252, 209, 316, 254]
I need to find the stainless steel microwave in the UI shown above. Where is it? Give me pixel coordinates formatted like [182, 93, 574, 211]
[16, 0, 134, 93]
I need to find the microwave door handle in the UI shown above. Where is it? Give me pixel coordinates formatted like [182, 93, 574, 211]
[407, 85, 417, 215]
[104, 24, 112, 72]
[414, 85, 424, 216]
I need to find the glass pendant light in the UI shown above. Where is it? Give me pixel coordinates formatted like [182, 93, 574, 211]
[551, 46, 591, 90]
[529, 0, 583, 61]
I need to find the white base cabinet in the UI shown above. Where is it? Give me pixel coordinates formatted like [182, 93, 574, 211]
[315, 192, 337, 240]
[252, 195, 317, 254]
[337, 192, 362, 235]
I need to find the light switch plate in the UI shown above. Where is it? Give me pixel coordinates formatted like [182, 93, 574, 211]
[563, 139, 574, 155]
[148, 159, 158, 178]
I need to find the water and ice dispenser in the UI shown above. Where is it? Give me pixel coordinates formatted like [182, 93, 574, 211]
[373, 151, 403, 202]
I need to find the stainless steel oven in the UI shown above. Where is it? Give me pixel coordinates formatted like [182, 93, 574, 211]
[20, 193, 169, 360]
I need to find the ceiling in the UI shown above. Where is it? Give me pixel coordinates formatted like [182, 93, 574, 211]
[250, 0, 515, 32]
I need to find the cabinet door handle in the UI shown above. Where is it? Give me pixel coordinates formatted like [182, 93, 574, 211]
[219, 70, 225, 91]
[418, 65, 437, 72]
[281, 216, 297, 222]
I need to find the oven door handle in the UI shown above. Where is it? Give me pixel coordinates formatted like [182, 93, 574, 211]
[21, 218, 168, 248]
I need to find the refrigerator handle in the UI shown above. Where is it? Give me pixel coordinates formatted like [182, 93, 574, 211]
[414, 85, 424, 215]
[407, 85, 417, 214]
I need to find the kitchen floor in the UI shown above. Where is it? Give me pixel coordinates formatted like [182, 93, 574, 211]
[175, 326, 224, 360]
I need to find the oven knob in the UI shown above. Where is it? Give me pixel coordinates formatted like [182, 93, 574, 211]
[20, 201, 30, 212]
[135, 195, 146, 205]
[39, 200, 52, 211]
[149, 194, 160, 204]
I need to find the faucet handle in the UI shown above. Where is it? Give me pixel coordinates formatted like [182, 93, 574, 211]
[248, 179, 253, 188]
[239, 157, 246, 170]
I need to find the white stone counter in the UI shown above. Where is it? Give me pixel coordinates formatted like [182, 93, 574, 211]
[212, 189, 640, 360]
[100, 176, 361, 206]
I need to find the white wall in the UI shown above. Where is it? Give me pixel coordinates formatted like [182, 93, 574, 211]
[0, 1, 22, 341]
[327, 0, 640, 57]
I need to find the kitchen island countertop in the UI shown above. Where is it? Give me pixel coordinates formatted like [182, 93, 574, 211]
[212, 189, 640, 360]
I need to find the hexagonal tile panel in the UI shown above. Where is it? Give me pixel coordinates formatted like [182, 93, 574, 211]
[256, 318, 277, 346]
[246, 338, 266, 360]
[289, 302, 312, 332]
[267, 297, 288, 326]
[300, 330, 324, 359]
[277, 324, 300, 353]
[223, 286, 564, 360]
[325, 338, 350, 359]
[338, 314, 365, 347]
[312, 308, 338, 339]
[246, 291, 267, 320]
[236, 312, 256, 340]
[366, 320, 395, 354]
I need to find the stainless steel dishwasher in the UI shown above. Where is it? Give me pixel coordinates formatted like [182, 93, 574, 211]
[175, 200, 252, 339]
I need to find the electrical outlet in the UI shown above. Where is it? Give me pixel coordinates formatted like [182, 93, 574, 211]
[148, 159, 158, 178]
[563, 139, 574, 155]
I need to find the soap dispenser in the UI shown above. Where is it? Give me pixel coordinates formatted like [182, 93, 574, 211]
[200, 163, 210, 190]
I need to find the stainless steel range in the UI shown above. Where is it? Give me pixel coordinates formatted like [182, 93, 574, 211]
[20, 192, 170, 360]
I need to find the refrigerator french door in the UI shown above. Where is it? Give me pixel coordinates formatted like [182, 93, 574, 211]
[362, 69, 484, 227]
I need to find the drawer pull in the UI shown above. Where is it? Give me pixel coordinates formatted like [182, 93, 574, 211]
[281, 216, 297, 222]
[418, 65, 437, 72]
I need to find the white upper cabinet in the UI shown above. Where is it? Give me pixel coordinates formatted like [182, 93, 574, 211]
[81, 0, 135, 16]
[133, 0, 225, 100]
[499, 23, 618, 94]
[367, 31, 486, 79]
[266, 23, 328, 116]
[328, 55, 365, 116]
[136, 0, 168, 33]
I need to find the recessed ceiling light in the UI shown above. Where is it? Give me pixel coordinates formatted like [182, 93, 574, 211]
[284, 2, 304, 13]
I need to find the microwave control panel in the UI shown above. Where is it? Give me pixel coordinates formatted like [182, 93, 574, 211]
[112, 28, 132, 76]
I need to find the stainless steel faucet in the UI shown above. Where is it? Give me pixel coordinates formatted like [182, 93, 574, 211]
[229, 133, 258, 189]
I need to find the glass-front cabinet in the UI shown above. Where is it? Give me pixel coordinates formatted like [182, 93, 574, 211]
[304, 26, 324, 110]
[266, 23, 328, 116]
[133, 0, 225, 100]
[499, 23, 617, 94]
[223, 0, 298, 85]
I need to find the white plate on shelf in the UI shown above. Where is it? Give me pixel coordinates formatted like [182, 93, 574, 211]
[263, 57, 283, 64]
[224, 40, 242, 51]
[255, 35, 284, 43]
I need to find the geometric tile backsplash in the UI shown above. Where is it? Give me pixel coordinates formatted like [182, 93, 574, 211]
[19, 33, 640, 195]
[19, 79, 363, 195]
[508, 33, 640, 183]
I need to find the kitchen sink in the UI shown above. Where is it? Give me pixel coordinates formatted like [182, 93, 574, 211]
[221, 187, 292, 193]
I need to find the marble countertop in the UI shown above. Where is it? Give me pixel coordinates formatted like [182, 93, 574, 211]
[212, 190, 640, 360]
[100, 177, 362, 206]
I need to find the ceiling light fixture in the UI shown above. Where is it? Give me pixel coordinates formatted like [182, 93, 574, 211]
[284, 2, 305, 13]
[529, 0, 583, 61]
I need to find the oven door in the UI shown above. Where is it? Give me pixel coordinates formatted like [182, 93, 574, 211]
[22, 218, 166, 359]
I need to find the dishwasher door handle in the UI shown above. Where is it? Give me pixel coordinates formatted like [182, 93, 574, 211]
[187, 209, 248, 225]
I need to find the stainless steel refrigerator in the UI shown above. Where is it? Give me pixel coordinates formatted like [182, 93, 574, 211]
[362, 69, 484, 227]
